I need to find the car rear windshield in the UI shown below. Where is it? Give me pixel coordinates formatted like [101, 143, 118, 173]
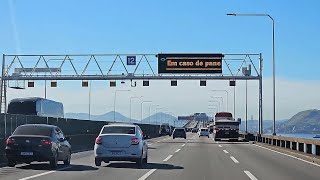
[201, 129, 208, 132]
[13, 126, 52, 136]
[101, 126, 136, 134]
[174, 129, 185, 132]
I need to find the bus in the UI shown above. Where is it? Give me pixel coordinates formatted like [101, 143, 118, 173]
[214, 112, 239, 141]
[159, 123, 171, 136]
[7, 97, 64, 118]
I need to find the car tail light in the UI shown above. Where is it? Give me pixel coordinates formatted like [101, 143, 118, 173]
[131, 138, 140, 145]
[41, 139, 52, 145]
[95, 137, 102, 144]
[6, 138, 15, 145]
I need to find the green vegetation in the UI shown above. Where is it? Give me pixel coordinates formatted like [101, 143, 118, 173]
[276, 109, 320, 134]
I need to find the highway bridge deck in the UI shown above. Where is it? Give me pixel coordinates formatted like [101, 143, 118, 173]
[1, 133, 320, 180]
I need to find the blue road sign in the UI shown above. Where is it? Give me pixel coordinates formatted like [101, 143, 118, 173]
[127, 56, 136, 65]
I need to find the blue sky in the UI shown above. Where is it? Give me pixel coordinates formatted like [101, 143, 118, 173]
[1, 0, 320, 120]
[1, 0, 320, 80]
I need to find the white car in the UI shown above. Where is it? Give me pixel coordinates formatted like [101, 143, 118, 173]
[94, 123, 148, 167]
[198, 128, 210, 138]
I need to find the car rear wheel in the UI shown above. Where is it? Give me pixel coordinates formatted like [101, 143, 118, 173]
[143, 153, 148, 164]
[64, 151, 71, 165]
[7, 159, 16, 167]
[136, 157, 143, 168]
[50, 152, 58, 169]
[95, 157, 101, 166]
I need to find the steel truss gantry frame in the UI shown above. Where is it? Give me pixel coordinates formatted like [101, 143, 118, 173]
[0, 53, 264, 134]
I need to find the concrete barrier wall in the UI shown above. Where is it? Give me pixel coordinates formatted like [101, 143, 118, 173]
[0, 113, 160, 164]
[253, 134, 320, 157]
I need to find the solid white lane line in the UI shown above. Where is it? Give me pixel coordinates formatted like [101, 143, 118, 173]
[244, 171, 258, 180]
[223, 150, 229, 154]
[218, 145, 222, 147]
[182, 144, 186, 147]
[253, 144, 320, 167]
[19, 166, 71, 180]
[138, 169, 157, 180]
[163, 155, 173, 162]
[175, 149, 181, 153]
[230, 156, 239, 163]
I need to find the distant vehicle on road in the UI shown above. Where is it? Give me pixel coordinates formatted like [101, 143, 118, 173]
[208, 124, 214, 134]
[191, 128, 198, 133]
[94, 123, 148, 167]
[214, 112, 239, 141]
[172, 128, 186, 139]
[5, 124, 71, 169]
[7, 97, 64, 118]
[198, 128, 210, 138]
[159, 123, 171, 136]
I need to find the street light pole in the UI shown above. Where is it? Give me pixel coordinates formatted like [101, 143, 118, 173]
[156, 107, 163, 124]
[89, 80, 92, 120]
[141, 101, 152, 122]
[151, 105, 159, 124]
[208, 101, 220, 112]
[246, 80, 248, 133]
[208, 106, 217, 116]
[211, 96, 224, 111]
[212, 90, 229, 112]
[114, 90, 131, 122]
[130, 96, 143, 123]
[227, 13, 275, 135]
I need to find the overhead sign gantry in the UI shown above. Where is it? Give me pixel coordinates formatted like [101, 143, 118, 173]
[0, 52, 264, 134]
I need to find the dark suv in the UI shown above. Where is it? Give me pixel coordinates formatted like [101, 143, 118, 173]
[5, 124, 72, 169]
[172, 128, 186, 139]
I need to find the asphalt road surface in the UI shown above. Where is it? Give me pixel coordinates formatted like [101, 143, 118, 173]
[1, 133, 320, 180]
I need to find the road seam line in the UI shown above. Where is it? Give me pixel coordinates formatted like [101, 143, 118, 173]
[18, 166, 71, 180]
[253, 144, 320, 167]
[223, 150, 229, 154]
[175, 149, 181, 153]
[244, 171, 258, 180]
[138, 169, 157, 180]
[230, 156, 239, 163]
[163, 155, 173, 162]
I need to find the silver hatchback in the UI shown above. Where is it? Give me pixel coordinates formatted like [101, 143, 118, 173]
[94, 124, 148, 167]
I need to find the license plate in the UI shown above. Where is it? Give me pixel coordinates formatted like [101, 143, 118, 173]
[21, 152, 33, 156]
[111, 151, 123, 155]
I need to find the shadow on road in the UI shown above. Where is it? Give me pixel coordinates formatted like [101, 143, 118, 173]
[17, 163, 98, 171]
[106, 162, 184, 170]
[60, 164, 98, 171]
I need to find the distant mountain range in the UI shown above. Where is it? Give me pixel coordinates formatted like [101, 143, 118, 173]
[240, 119, 288, 133]
[65, 111, 186, 127]
[273, 109, 320, 134]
